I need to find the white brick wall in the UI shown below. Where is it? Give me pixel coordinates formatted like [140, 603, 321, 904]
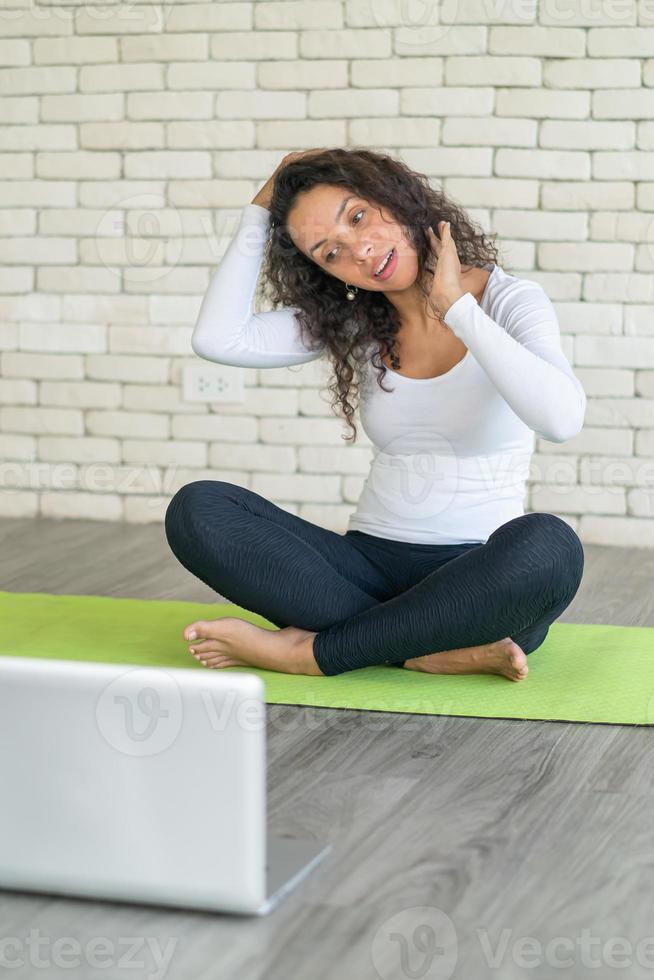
[1, 0, 654, 546]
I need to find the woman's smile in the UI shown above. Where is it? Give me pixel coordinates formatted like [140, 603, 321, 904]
[372, 246, 398, 281]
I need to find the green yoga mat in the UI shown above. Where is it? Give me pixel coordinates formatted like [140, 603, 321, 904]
[1, 590, 653, 726]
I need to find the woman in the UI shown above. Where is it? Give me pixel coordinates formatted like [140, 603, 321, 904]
[165, 147, 586, 679]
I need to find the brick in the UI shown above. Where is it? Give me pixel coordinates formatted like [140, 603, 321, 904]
[492, 209, 587, 240]
[583, 273, 654, 302]
[529, 452, 578, 484]
[40, 381, 121, 409]
[537, 425, 633, 455]
[541, 119, 635, 150]
[541, 181, 634, 210]
[538, 242, 634, 271]
[259, 58, 347, 90]
[257, 120, 346, 147]
[166, 3, 252, 33]
[0, 66, 76, 96]
[298, 446, 371, 474]
[530, 483, 626, 514]
[544, 58, 640, 88]
[590, 210, 654, 242]
[168, 120, 253, 149]
[39, 436, 120, 463]
[446, 56, 541, 87]
[218, 89, 305, 119]
[167, 61, 254, 90]
[579, 455, 654, 487]
[124, 150, 211, 179]
[579, 515, 654, 547]
[41, 93, 123, 122]
[442, 116, 536, 146]
[595, 151, 654, 180]
[3, 352, 84, 380]
[489, 25, 585, 56]
[0, 491, 38, 518]
[349, 117, 440, 146]
[127, 91, 213, 120]
[172, 413, 257, 442]
[300, 29, 390, 59]
[257, 2, 342, 30]
[553, 303, 622, 336]
[41, 492, 123, 521]
[210, 442, 296, 472]
[401, 87, 494, 116]
[309, 89, 397, 118]
[87, 410, 169, 439]
[496, 148, 590, 180]
[540, 3, 636, 26]
[0, 97, 39, 125]
[80, 63, 165, 93]
[122, 439, 207, 466]
[35, 151, 121, 179]
[0, 379, 36, 405]
[211, 31, 297, 60]
[0, 433, 36, 460]
[351, 58, 443, 88]
[584, 397, 654, 428]
[120, 34, 208, 61]
[594, 89, 654, 118]
[496, 88, 590, 118]
[627, 488, 654, 517]
[252, 472, 341, 503]
[395, 26, 486, 56]
[588, 27, 654, 56]
[446, 177, 539, 208]
[86, 355, 170, 384]
[577, 335, 654, 367]
[1, 406, 83, 435]
[0, 39, 33, 66]
[80, 121, 165, 150]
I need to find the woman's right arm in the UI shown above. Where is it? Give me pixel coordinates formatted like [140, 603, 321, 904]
[192, 151, 329, 368]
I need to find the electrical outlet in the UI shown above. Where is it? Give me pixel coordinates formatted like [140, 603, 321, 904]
[183, 363, 245, 403]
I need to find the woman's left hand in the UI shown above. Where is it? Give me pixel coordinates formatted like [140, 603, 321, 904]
[427, 221, 466, 321]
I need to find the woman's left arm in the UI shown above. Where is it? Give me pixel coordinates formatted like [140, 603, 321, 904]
[442, 285, 587, 443]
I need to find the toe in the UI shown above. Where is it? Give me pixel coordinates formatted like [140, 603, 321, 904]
[184, 620, 205, 641]
[188, 639, 221, 653]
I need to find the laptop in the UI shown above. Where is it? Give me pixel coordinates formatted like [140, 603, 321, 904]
[0, 655, 330, 915]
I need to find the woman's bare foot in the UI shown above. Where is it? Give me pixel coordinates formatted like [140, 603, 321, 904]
[182, 617, 324, 676]
[403, 637, 528, 682]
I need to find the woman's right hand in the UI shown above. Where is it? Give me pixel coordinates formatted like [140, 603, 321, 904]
[251, 147, 329, 210]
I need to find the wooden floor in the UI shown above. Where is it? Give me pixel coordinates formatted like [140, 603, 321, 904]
[1, 515, 653, 980]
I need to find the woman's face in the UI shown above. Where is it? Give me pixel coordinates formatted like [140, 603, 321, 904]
[286, 184, 421, 293]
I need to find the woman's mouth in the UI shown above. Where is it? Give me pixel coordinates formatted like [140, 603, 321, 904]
[372, 247, 398, 281]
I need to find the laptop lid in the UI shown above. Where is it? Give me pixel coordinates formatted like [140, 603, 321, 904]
[0, 655, 267, 914]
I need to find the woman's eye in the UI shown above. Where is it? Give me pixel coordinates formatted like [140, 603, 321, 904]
[325, 209, 365, 263]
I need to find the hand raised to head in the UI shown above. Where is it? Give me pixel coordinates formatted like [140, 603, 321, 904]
[426, 221, 465, 321]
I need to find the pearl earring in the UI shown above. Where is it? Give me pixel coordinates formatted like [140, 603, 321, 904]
[345, 283, 358, 301]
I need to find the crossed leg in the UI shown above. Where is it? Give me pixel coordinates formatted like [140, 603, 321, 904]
[164, 481, 584, 679]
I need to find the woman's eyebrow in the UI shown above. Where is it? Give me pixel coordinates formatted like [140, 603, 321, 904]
[309, 195, 358, 256]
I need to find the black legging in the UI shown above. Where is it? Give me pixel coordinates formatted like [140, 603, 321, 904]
[164, 480, 584, 677]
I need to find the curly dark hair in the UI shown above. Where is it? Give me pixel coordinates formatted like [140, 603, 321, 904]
[256, 147, 507, 443]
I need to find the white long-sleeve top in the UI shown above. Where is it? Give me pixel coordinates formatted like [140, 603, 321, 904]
[192, 202, 587, 545]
